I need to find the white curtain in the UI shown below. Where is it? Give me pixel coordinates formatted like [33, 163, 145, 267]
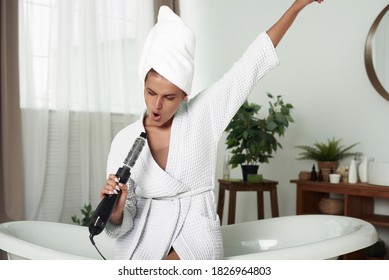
[18, 0, 153, 222]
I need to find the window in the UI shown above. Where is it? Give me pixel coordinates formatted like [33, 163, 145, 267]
[19, 0, 152, 113]
[18, 0, 153, 222]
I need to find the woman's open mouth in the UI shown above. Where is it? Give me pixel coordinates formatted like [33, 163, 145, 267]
[151, 112, 161, 121]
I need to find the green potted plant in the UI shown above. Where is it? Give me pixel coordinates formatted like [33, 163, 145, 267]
[363, 238, 387, 260]
[295, 138, 359, 181]
[71, 203, 94, 226]
[225, 93, 294, 181]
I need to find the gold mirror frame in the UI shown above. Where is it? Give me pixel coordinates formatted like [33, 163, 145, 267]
[364, 4, 389, 101]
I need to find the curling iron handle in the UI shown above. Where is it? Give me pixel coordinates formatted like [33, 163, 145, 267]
[88, 166, 130, 236]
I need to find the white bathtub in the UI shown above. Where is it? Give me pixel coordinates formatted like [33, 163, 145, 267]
[222, 215, 377, 260]
[0, 215, 377, 260]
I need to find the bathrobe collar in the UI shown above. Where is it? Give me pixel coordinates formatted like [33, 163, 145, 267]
[131, 102, 190, 197]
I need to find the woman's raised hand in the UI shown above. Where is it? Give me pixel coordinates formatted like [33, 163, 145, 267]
[296, 0, 323, 8]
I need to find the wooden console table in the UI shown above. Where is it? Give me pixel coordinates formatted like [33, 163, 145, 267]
[217, 179, 279, 225]
[290, 179, 389, 228]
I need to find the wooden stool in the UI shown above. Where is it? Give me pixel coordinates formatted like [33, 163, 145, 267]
[217, 179, 279, 225]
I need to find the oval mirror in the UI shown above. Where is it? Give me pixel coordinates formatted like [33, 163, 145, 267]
[364, 5, 389, 101]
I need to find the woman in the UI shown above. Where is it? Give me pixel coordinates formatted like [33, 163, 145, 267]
[101, 0, 323, 260]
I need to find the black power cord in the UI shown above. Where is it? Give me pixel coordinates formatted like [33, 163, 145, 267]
[89, 234, 106, 260]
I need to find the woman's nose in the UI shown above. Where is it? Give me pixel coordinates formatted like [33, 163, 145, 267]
[155, 97, 162, 109]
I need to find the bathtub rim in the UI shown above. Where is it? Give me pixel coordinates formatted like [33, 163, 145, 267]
[0, 220, 107, 260]
[221, 215, 378, 260]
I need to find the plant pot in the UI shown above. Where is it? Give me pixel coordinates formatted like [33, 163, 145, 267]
[241, 165, 259, 182]
[318, 161, 338, 182]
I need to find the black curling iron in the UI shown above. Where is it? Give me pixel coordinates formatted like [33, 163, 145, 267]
[88, 132, 147, 255]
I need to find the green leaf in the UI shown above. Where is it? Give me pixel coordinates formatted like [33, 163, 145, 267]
[275, 112, 288, 125]
[266, 121, 277, 131]
[295, 138, 359, 161]
[225, 93, 294, 166]
[71, 203, 95, 227]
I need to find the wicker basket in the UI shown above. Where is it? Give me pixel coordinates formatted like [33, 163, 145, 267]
[318, 198, 344, 215]
[298, 171, 311, 181]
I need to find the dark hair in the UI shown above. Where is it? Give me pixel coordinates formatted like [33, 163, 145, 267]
[145, 68, 158, 82]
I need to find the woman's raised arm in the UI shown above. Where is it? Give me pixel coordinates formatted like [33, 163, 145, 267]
[267, 0, 323, 48]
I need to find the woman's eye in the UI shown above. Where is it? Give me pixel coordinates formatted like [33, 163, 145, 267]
[166, 95, 176, 100]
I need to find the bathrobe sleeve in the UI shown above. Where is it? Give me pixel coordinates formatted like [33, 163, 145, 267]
[190, 32, 279, 140]
[104, 179, 137, 238]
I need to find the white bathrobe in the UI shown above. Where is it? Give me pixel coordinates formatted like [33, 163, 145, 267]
[105, 32, 279, 260]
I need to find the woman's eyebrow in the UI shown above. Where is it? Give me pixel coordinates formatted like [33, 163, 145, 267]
[146, 87, 157, 94]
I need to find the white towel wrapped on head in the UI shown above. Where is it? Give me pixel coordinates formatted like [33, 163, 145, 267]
[138, 6, 196, 96]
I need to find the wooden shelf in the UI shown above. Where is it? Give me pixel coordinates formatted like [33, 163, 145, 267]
[361, 214, 389, 227]
[290, 179, 389, 228]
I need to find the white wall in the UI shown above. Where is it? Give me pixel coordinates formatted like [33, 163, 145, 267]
[180, 0, 389, 242]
